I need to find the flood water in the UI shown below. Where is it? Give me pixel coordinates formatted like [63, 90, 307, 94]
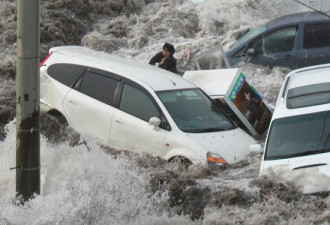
[0, 0, 329, 224]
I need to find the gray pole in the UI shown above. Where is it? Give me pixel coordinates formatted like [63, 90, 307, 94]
[16, 0, 40, 202]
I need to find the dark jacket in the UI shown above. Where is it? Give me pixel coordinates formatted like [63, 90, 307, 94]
[245, 98, 265, 123]
[149, 52, 179, 74]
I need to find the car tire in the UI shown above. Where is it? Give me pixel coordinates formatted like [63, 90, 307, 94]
[40, 110, 80, 146]
[168, 156, 192, 168]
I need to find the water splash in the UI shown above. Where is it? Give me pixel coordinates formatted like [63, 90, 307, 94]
[0, 0, 329, 224]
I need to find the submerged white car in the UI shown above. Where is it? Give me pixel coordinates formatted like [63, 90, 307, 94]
[257, 64, 330, 194]
[40, 46, 256, 168]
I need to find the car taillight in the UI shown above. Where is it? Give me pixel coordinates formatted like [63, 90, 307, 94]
[40, 51, 53, 67]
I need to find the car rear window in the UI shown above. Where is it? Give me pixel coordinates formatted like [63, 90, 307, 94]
[47, 63, 87, 87]
[303, 23, 330, 49]
[77, 71, 120, 106]
[286, 82, 330, 109]
[73, 67, 121, 106]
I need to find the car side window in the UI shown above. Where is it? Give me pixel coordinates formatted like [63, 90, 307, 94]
[47, 63, 87, 87]
[250, 37, 263, 54]
[233, 47, 248, 57]
[78, 71, 120, 106]
[303, 23, 330, 49]
[233, 36, 263, 57]
[119, 83, 160, 122]
[262, 27, 297, 53]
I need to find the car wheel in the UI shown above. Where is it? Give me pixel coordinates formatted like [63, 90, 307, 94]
[46, 110, 68, 127]
[40, 110, 79, 146]
[40, 110, 67, 139]
[168, 156, 192, 168]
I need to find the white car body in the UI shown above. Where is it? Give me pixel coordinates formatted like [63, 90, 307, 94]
[260, 64, 330, 193]
[40, 46, 257, 167]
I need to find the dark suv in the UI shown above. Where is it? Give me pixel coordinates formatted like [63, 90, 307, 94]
[226, 11, 330, 69]
[193, 11, 330, 70]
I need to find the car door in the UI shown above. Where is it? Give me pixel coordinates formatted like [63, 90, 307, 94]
[230, 36, 266, 66]
[297, 22, 330, 68]
[259, 26, 298, 68]
[63, 68, 121, 145]
[233, 26, 298, 68]
[109, 81, 168, 156]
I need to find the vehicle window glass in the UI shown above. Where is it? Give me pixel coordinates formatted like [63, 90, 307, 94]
[265, 111, 330, 160]
[262, 27, 297, 53]
[78, 71, 119, 106]
[304, 23, 330, 49]
[287, 82, 330, 109]
[249, 37, 263, 55]
[233, 47, 247, 57]
[233, 37, 263, 57]
[192, 45, 229, 69]
[287, 92, 330, 109]
[230, 25, 267, 50]
[47, 63, 87, 87]
[158, 89, 234, 133]
[120, 84, 160, 122]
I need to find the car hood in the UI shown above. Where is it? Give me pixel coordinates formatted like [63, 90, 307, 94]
[261, 153, 330, 194]
[186, 128, 256, 164]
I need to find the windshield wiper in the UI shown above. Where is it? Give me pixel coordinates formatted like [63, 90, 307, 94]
[189, 127, 229, 133]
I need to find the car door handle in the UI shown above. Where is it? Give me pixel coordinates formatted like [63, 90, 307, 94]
[115, 119, 123, 124]
[68, 99, 78, 105]
[284, 55, 294, 60]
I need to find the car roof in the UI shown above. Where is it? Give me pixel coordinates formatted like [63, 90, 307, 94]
[273, 64, 330, 119]
[48, 46, 195, 92]
[266, 11, 330, 29]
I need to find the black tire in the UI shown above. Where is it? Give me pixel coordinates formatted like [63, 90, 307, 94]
[168, 156, 192, 168]
[40, 110, 73, 144]
[46, 110, 68, 127]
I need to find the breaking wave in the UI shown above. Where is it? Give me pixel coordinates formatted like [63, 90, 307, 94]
[0, 0, 329, 224]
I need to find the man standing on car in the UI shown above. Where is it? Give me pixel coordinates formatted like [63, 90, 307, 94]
[149, 43, 179, 74]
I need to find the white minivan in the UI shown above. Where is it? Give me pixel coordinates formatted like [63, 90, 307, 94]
[257, 64, 330, 193]
[40, 46, 256, 168]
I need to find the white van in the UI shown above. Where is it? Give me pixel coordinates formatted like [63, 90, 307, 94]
[40, 46, 256, 168]
[257, 64, 330, 193]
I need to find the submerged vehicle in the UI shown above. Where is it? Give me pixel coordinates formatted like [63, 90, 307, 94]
[252, 64, 330, 194]
[192, 11, 330, 70]
[40, 46, 257, 168]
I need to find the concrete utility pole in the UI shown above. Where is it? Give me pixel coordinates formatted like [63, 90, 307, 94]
[16, 0, 40, 202]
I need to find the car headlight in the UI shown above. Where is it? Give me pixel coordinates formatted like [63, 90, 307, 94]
[207, 152, 228, 169]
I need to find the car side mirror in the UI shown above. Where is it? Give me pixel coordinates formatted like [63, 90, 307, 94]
[246, 48, 256, 56]
[149, 117, 161, 127]
[249, 143, 264, 154]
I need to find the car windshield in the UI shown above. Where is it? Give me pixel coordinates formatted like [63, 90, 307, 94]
[230, 24, 267, 50]
[157, 89, 235, 133]
[265, 111, 330, 160]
